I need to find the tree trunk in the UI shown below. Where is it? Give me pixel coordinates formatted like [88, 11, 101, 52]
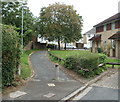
[64, 42, 66, 50]
[58, 37, 60, 50]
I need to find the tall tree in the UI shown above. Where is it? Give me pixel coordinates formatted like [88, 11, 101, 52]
[38, 3, 83, 50]
[2, 1, 35, 46]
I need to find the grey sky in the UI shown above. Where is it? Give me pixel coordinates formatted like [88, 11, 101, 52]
[27, 0, 119, 33]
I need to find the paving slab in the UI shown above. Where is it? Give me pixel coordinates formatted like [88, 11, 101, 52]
[9, 91, 27, 99]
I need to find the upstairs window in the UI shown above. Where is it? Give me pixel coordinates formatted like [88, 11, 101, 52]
[106, 23, 111, 31]
[96, 26, 104, 33]
[88, 34, 91, 38]
[115, 20, 120, 29]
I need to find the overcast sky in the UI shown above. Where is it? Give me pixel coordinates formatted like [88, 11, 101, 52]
[27, 0, 120, 34]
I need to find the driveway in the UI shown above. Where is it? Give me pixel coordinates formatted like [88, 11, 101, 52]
[2, 51, 83, 101]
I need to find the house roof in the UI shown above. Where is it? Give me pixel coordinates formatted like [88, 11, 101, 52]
[108, 31, 120, 39]
[83, 28, 96, 35]
[94, 13, 120, 27]
[89, 34, 101, 41]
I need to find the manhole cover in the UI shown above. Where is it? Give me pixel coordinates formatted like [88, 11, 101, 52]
[9, 91, 27, 98]
[43, 93, 55, 98]
[48, 83, 55, 86]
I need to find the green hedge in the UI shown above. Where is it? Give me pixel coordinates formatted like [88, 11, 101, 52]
[2, 25, 21, 88]
[64, 53, 106, 78]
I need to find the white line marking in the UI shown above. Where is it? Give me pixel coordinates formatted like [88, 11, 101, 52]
[72, 87, 93, 100]
[48, 83, 55, 86]
[43, 93, 55, 98]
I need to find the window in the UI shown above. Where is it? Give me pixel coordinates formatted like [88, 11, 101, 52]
[88, 34, 91, 38]
[96, 26, 104, 33]
[106, 23, 111, 31]
[115, 20, 120, 29]
[111, 40, 116, 49]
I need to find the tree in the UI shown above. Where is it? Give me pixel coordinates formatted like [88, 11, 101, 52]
[2, 1, 35, 46]
[38, 3, 83, 50]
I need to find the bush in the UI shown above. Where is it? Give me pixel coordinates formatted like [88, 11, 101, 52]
[98, 53, 106, 64]
[64, 53, 106, 78]
[2, 25, 21, 88]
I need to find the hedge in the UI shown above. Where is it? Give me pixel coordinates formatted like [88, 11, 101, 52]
[64, 53, 106, 78]
[2, 25, 21, 88]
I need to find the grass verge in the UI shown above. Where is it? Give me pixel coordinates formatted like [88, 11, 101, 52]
[49, 50, 106, 78]
[49, 50, 120, 69]
[20, 49, 40, 79]
[49, 50, 90, 59]
[106, 57, 120, 68]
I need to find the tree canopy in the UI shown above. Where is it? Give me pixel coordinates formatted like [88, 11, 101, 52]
[2, 1, 35, 46]
[38, 3, 83, 50]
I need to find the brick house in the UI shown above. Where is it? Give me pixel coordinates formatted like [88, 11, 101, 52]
[89, 13, 120, 59]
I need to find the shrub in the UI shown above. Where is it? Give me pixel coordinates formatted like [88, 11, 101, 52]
[98, 53, 106, 64]
[64, 53, 106, 78]
[2, 25, 21, 88]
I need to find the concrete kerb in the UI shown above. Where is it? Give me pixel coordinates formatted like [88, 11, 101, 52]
[59, 70, 109, 102]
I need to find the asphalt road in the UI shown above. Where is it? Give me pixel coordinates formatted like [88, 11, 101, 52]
[72, 69, 119, 102]
[80, 86, 118, 100]
[2, 51, 83, 101]
[31, 51, 73, 81]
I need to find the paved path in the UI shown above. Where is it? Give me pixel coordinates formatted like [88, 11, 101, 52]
[3, 51, 83, 101]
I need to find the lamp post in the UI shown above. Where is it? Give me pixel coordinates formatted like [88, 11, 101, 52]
[21, 6, 24, 53]
[21, 5, 27, 53]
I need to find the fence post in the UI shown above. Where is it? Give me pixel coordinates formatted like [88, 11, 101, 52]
[55, 63, 59, 81]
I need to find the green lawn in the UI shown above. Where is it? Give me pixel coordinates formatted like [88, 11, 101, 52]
[49, 50, 120, 68]
[49, 50, 91, 59]
[20, 49, 40, 79]
[105, 57, 120, 68]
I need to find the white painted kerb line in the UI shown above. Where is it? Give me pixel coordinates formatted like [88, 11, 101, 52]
[48, 83, 55, 87]
[72, 87, 93, 100]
